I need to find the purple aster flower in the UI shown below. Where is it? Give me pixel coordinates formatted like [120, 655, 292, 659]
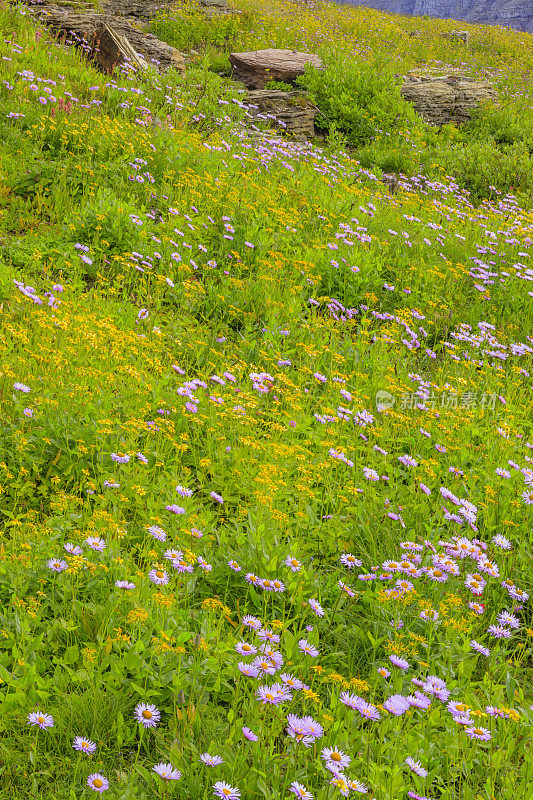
[87, 774, 109, 792]
[308, 598, 324, 617]
[13, 382, 30, 393]
[298, 639, 319, 657]
[134, 703, 160, 728]
[86, 537, 105, 551]
[488, 624, 512, 639]
[357, 700, 381, 721]
[398, 454, 418, 467]
[73, 736, 97, 754]
[405, 757, 428, 777]
[497, 611, 520, 629]
[110, 452, 130, 464]
[470, 640, 491, 657]
[165, 504, 186, 515]
[146, 525, 167, 541]
[285, 555, 302, 572]
[256, 683, 292, 705]
[28, 711, 54, 729]
[241, 615, 262, 630]
[175, 484, 193, 497]
[465, 726, 491, 741]
[47, 558, 68, 572]
[322, 746, 351, 773]
[115, 580, 135, 589]
[383, 694, 410, 716]
[213, 782, 240, 800]
[153, 763, 181, 780]
[210, 491, 224, 504]
[389, 655, 409, 670]
[238, 661, 260, 678]
[422, 676, 450, 702]
[242, 726, 258, 741]
[201, 753, 224, 766]
[340, 553, 362, 569]
[148, 568, 169, 586]
[290, 782, 314, 799]
[64, 543, 83, 556]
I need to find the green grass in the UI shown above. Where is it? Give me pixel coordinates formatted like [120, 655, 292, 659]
[0, 1, 532, 799]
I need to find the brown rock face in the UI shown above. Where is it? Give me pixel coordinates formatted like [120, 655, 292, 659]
[30, 5, 184, 73]
[400, 74, 496, 126]
[244, 90, 316, 139]
[229, 49, 323, 89]
[91, 21, 148, 73]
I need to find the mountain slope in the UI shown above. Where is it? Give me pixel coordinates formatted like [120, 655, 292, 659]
[344, 0, 533, 33]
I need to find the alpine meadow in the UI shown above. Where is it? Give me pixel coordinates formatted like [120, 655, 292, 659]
[0, 1, 532, 799]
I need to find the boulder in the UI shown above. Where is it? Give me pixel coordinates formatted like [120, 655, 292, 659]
[400, 74, 496, 126]
[31, 5, 185, 72]
[91, 21, 148, 73]
[244, 90, 316, 139]
[442, 30, 471, 44]
[229, 49, 323, 89]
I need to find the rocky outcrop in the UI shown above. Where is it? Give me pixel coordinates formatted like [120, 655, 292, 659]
[99, 0, 230, 20]
[29, 5, 185, 72]
[441, 29, 470, 43]
[91, 21, 148, 72]
[400, 74, 497, 126]
[347, 0, 533, 34]
[244, 90, 316, 139]
[229, 49, 323, 89]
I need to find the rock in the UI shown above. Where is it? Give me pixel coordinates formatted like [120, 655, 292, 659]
[31, 5, 185, 72]
[409, 29, 423, 37]
[91, 21, 148, 73]
[229, 49, 323, 90]
[244, 89, 316, 139]
[400, 74, 497, 126]
[99, 0, 178, 20]
[442, 29, 470, 43]
[381, 173, 400, 193]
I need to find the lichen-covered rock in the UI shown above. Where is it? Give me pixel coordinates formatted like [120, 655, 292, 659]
[30, 5, 185, 72]
[400, 74, 496, 126]
[442, 29, 470, 43]
[244, 90, 316, 139]
[229, 49, 323, 90]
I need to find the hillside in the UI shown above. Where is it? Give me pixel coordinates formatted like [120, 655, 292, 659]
[0, 1, 532, 799]
[343, 0, 533, 34]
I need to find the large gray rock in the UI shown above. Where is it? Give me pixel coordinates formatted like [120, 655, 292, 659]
[229, 49, 323, 89]
[99, 0, 180, 19]
[344, 0, 533, 35]
[400, 73, 497, 126]
[244, 90, 316, 139]
[30, 5, 185, 72]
